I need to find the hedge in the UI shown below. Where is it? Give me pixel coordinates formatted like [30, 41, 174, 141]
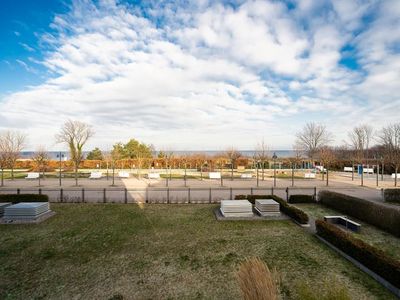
[383, 189, 400, 204]
[288, 194, 315, 204]
[318, 191, 400, 237]
[0, 194, 49, 204]
[234, 194, 309, 224]
[316, 219, 400, 288]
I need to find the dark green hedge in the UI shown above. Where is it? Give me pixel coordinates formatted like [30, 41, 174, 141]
[316, 219, 400, 288]
[318, 191, 400, 237]
[234, 194, 309, 224]
[288, 194, 315, 203]
[384, 189, 400, 204]
[0, 194, 49, 204]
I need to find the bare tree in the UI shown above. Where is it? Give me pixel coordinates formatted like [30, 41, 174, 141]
[56, 120, 94, 186]
[255, 140, 269, 180]
[225, 147, 242, 180]
[378, 123, 400, 186]
[295, 122, 332, 162]
[0, 134, 9, 186]
[32, 146, 50, 186]
[0, 131, 26, 181]
[347, 124, 374, 162]
[318, 146, 336, 185]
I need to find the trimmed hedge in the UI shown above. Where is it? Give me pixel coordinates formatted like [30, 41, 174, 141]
[318, 191, 400, 237]
[384, 189, 400, 204]
[0, 194, 49, 204]
[288, 194, 315, 204]
[234, 194, 309, 224]
[316, 219, 400, 288]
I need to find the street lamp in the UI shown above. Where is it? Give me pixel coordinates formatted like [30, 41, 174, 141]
[56, 152, 65, 186]
[272, 152, 278, 187]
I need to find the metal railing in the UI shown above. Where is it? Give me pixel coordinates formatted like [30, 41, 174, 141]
[0, 187, 318, 204]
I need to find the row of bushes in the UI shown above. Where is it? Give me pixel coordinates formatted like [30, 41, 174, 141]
[383, 189, 400, 204]
[0, 194, 49, 204]
[235, 194, 309, 224]
[288, 194, 316, 204]
[318, 191, 400, 237]
[316, 219, 400, 288]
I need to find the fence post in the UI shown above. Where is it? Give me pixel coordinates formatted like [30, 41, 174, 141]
[60, 188, 63, 203]
[167, 188, 170, 204]
[209, 188, 212, 203]
[314, 187, 317, 201]
[17, 188, 20, 195]
[271, 187, 274, 195]
[188, 188, 191, 204]
[230, 187, 232, 199]
[82, 188, 85, 203]
[38, 188, 42, 195]
[286, 187, 289, 201]
[103, 188, 106, 203]
[124, 188, 128, 204]
[250, 187, 253, 195]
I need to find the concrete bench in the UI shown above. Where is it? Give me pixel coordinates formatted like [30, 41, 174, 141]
[89, 172, 102, 179]
[25, 172, 39, 180]
[324, 216, 361, 232]
[304, 173, 316, 179]
[344, 167, 353, 172]
[241, 173, 252, 179]
[209, 172, 221, 179]
[148, 173, 160, 179]
[118, 171, 130, 178]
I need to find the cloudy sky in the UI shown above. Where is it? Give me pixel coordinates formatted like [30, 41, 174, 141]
[0, 0, 399, 151]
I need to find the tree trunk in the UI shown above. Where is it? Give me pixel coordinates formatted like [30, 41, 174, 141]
[112, 165, 115, 186]
[395, 166, 398, 187]
[262, 163, 264, 181]
[326, 168, 329, 186]
[11, 167, 14, 180]
[1, 168, 3, 186]
[75, 164, 78, 186]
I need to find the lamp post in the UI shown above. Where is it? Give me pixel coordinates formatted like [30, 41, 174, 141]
[56, 152, 64, 186]
[272, 152, 277, 187]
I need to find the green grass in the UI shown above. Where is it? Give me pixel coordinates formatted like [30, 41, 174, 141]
[0, 204, 396, 299]
[294, 203, 400, 261]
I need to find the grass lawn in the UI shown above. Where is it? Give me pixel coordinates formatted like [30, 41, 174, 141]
[0, 204, 396, 299]
[293, 203, 400, 261]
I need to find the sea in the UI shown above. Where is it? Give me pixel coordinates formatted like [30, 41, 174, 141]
[20, 150, 295, 160]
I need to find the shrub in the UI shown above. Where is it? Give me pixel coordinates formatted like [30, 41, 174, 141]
[234, 194, 247, 200]
[236, 257, 279, 300]
[383, 189, 400, 204]
[234, 195, 309, 224]
[0, 194, 49, 204]
[288, 194, 315, 204]
[316, 220, 400, 288]
[318, 191, 400, 237]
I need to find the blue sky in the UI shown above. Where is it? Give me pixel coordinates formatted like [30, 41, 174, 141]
[0, 0, 399, 150]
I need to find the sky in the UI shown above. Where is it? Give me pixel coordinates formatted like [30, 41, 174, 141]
[0, 0, 399, 151]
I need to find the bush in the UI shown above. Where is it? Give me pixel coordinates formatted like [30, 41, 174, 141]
[0, 194, 49, 204]
[288, 194, 315, 204]
[383, 189, 400, 204]
[234, 195, 309, 224]
[318, 191, 400, 237]
[316, 220, 400, 288]
[236, 257, 279, 300]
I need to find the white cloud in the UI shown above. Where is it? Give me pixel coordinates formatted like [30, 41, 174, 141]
[0, 0, 399, 150]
